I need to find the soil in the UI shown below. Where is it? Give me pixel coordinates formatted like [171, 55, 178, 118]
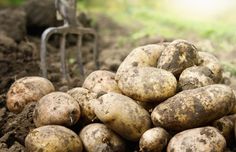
[0, 1, 236, 152]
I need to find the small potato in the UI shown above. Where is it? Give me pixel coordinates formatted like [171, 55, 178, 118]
[139, 127, 170, 152]
[167, 127, 226, 152]
[118, 67, 177, 103]
[151, 84, 235, 131]
[83, 70, 121, 94]
[198, 51, 223, 83]
[67, 87, 98, 123]
[33, 92, 80, 127]
[25, 125, 83, 152]
[178, 66, 214, 90]
[157, 39, 199, 77]
[115, 44, 166, 80]
[79, 123, 125, 152]
[213, 115, 235, 144]
[93, 93, 151, 141]
[7, 76, 55, 113]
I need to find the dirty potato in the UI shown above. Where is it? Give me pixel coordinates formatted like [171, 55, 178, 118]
[167, 127, 226, 152]
[230, 90, 236, 114]
[115, 44, 166, 80]
[25, 125, 83, 152]
[178, 66, 214, 90]
[83, 70, 121, 94]
[7, 76, 55, 113]
[139, 127, 170, 152]
[67, 87, 98, 123]
[93, 92, 152, 141]
[157, 39, 199, 77]
[79, 123, 125, 152]
[213, 115, 235, 144]
[33, 92, 80, 127]
[118, 67, 177, 103]
[198, 51, 223, 83]
[151, 84, 235, 131]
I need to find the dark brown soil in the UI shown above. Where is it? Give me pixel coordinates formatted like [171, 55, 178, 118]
[0, 1, 235, 152]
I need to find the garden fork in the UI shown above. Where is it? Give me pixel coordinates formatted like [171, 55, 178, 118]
[40, 0, 99, 82]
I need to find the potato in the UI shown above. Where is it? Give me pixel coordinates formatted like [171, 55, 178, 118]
[93, 92, 152, 141]
[139, 127, 170, 152]
[83, 70, 121, 94]
[178, 66, 214, 90]
[230, 90, 236, 114]
[115, 44, 166, 80]
[25, 125, 83, 152]
[7, 76, 55, 113]
[198, 51, 223, 83]
[213, 115, 235, 144]
[33, 92, 80, 127]
[67, 87, 98, 123]
[151, 84, 235, 131]
[79, 123, 125, 152]
[118, 67, 177, 103]
[167, 127, 226, 152]
[157, 39, 199, 77]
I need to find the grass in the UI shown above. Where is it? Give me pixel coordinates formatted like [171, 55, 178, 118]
[79, 1, 236, 49]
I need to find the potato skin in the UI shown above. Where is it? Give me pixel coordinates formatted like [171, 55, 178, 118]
[178, 66, 214, 90]
[151, 84, 235, 131]
[33, 92, 81, 127]
[139, 127, 170, 152]
[93, 93, 152, 141]
[118, 67, 177, 103]
[7, 76, 55, 113]
[67, 87, 97, 123]
[116, 44, 166, 80]
[198, 51, 223, 83]
[230, 90, 236, 114]
[167, 127, 226, 152]
[157, 39, 199, 77]
[213, 115, 235, 144]
[25, 125, 83, 152]
[83, 70, 121, 94]
[79, 123, 125, 152]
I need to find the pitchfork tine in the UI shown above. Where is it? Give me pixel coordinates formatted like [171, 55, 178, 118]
[93, 33, 99, 69]
[41, 27, 57, 78]
[77, 34, 85, 76]
[60, 34, 70, 82]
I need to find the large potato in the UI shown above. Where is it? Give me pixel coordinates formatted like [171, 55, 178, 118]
[198, 51, 223, 83]
[157, 39, 199, 77]
[151, 84, 235, 131]
[178, 66, 214, 90]
[25, 125, 83, 152]
[118, 67, 177, 103]
[93, 92, 151, 141]
[83, 70, 121, 94]
[167, 127, 226, 152]
[7, 76, 55, 113]
[33, 92, 81, 127]
[79, 123, 125, 152]
[67, 87, 98, 123]
[139, 127, 170, 152]
[115, 44, 166, 80]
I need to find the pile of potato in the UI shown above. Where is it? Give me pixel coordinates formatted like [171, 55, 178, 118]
[6, 39, 236, 152]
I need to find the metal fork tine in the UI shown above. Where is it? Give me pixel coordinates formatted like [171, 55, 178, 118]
[60, 34, 70, 82]
[93, 33, 99, 69]
[77, 34, 85, 77]
[41, 27, 57, 78]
